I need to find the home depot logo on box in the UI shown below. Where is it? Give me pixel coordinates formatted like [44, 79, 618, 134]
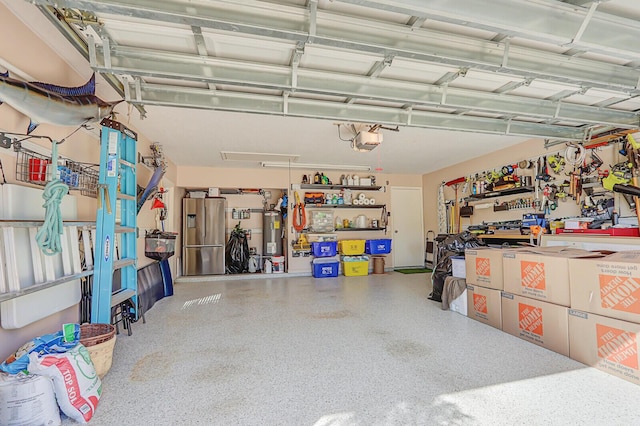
[520, 261, 546, 290]
[475, 257, 490, 277]
[598, 275, 640, 314]
[596, 324, 638, 369]
[519, 303, 543, 336]
[473, 293, 488, 314]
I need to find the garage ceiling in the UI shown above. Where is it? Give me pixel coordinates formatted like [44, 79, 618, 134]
[6, 0, 640, 174]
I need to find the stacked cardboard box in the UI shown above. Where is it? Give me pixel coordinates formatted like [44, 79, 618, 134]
[500, 247, 598, 356]
[465, 248, 505, 330]
[567, 252, 640, 385]
[463, 246, 640, 386]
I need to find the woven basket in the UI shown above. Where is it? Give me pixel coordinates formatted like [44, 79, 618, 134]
[80, 324, 117, 378]
[80, 323, 115, 347]
[86, 336, 117, 379]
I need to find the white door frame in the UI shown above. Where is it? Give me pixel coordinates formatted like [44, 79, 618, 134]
[390, 186, 425, 268]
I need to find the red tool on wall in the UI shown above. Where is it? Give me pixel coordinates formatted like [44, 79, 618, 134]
[445, 176, 466, 233]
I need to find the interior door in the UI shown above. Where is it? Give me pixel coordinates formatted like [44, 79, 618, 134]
[391, 187, 425, 268]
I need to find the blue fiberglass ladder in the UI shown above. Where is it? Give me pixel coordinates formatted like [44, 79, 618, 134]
[91, 118, 138, 329]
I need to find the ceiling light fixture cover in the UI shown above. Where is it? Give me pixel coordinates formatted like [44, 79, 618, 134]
[221, 151, 300, 162]
[261, 161, 371, 171]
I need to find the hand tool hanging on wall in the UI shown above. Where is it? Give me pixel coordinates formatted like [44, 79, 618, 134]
[626, 134, 640, 225]
[437, 183, 448, 234]
[445, 177, 466, 233]
[575, 174, 583, 205]
[292, 191, 306, 232]
[580, 151, 603, 175]
[0, 157, 6, 184]
[536, 156, 552, 183]
[547, 184, 558, 210]
[541, 185, 551, 215]
[534, 156, 541, 201]
[602, 161, 636, 210]
[547, 155, 565, 174]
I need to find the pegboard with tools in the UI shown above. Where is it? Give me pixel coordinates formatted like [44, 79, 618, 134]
[443, 129, 640, 231]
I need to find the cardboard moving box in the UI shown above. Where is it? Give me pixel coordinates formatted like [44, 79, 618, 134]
[465, 248, 505, 290]
[569, 309, 640, 386]
[501, 292, 570, 356]
[569, 251, 640, 324]
[467, 285, 502, 329]
[503, 247, 601, 307]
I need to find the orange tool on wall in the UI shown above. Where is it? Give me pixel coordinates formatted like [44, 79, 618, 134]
[292, 191, 306, 232]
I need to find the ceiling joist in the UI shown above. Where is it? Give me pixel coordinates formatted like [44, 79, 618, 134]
[88, 43, 639, 129]
[28, 0, 640, 142]
[124, 81, 587, 141]
[335, 0, 640, 60]
[29, 0, 640, 92]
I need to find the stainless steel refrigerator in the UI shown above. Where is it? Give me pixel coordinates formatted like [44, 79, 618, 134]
[182, 197, 226, 275]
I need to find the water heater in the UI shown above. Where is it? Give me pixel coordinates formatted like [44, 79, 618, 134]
[263, 211, 283, 256]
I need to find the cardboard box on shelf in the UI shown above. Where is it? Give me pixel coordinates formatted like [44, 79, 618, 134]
[466, 285, 502, 329]
[503, 247, 602, 307]
[501, 292, 569, 356]
[569, 309, 640, 386]
[569, 251, 640, 324]
[465, 248, 505, 290]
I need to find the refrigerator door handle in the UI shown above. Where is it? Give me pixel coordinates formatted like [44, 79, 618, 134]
[202, 201, 207, 239]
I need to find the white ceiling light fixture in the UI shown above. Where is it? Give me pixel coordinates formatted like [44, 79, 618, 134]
[220, 151, 300, 162]
[261, 161, 371, 171]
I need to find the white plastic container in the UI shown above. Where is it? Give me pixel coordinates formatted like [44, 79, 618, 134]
[272, 256, 285, 273]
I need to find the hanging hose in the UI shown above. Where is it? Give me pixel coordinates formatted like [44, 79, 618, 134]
[292, 191, 306, 232]
[35, 142, 69, 255]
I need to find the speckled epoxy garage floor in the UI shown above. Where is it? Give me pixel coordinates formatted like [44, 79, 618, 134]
[76, 273, 640, 425]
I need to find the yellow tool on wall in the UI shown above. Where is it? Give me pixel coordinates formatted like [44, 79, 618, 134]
[600, 134, 640, 225]
[626, 134, 640, 224]
[547, 155, 565, 174]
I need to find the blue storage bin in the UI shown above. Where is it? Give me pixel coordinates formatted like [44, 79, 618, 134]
[311, 241, 338, 257]
[365, 239, 392, 254]
[312, 258, 339, 278]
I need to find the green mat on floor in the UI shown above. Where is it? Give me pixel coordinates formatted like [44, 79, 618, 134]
[394, 268, 432, 274]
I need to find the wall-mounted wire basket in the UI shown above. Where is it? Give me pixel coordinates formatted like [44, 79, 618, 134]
[79, 165, 99, 198]
[15, 145, 99, 198]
